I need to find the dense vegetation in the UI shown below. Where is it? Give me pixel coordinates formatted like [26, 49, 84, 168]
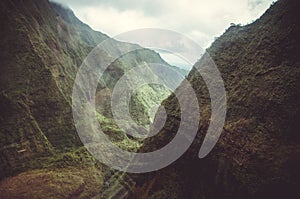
[0, 0, 183, 197]
[134, 0, 300, 198]
[0, 0, 299, 198]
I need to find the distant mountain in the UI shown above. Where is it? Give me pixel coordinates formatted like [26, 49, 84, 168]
[137, 0, 300, 198]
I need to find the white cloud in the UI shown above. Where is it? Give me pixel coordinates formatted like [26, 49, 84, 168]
[53, 0, 275, 68]
[54, 0, 274, 46]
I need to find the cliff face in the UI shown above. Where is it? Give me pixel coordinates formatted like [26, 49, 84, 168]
[138, 0, 300, 198]
[1, 0, 299, 198]
[0, 0, 84, 174]
[0, 0, 174, 186]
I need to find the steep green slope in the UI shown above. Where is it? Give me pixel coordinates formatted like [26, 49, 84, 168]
[137, 0, 300, 198]
[0, 0, 175, 190]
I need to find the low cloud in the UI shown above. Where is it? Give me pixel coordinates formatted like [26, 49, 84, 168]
[53, 0, 274, 68]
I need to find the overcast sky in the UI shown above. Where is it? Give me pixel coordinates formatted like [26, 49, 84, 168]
[52, 0, 274, 69]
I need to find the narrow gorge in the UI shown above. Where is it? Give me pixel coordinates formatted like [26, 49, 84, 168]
[0, 0, 299, 198]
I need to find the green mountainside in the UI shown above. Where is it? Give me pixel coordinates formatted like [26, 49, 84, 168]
[0, 0, 299, 198]
[0, 0, 181, 197]
[136, 0, 300, 198]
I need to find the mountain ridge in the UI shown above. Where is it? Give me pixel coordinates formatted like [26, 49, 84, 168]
[0, 0, 178, 190]
[136, 0, 300, 198]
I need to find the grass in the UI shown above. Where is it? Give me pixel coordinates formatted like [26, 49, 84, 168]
[0, 166, 103, 199]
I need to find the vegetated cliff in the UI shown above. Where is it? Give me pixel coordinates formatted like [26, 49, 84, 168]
[136, 0, 300, 198]
[0, 0, 180, 196]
